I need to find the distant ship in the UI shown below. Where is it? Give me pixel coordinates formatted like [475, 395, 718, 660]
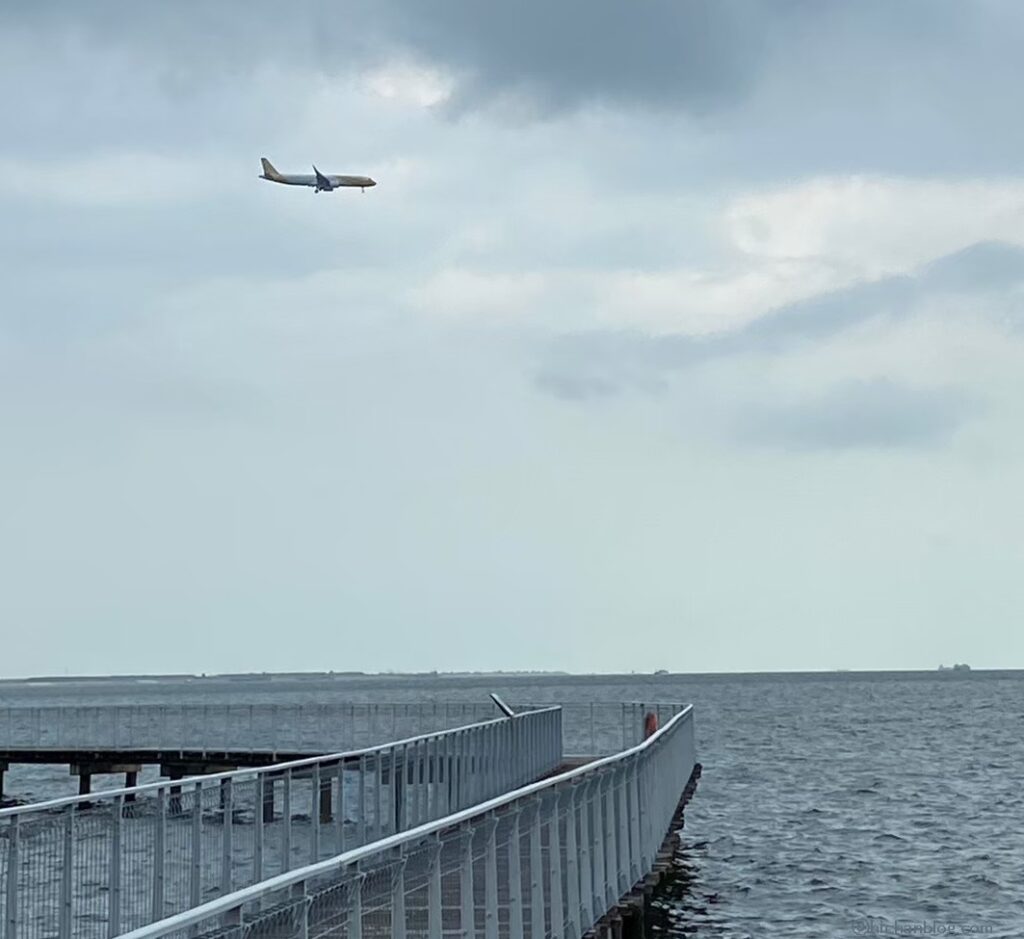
[938, 663, 971, 672]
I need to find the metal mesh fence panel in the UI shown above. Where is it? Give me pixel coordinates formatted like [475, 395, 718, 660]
[1, 708, 564, 939]
[112, 705, 695, 939]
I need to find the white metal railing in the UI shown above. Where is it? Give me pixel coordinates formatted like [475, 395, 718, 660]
[113, 705, 697, 939]
[0, 709, 563, 939]
[0, 703, 500, 754]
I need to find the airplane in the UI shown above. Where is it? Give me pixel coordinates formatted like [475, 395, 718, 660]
[259, 158, 376, 193]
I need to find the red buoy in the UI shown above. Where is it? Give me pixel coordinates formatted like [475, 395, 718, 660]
[643, 711, 659, 739]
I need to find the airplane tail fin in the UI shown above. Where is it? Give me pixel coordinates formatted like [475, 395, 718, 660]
[260, 157, 282, 180]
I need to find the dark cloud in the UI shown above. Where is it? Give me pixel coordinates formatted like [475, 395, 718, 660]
[6, 2, 1024, 179]
[1, 1, 767, 116]
[376, 0, 765, 117]
[736, 378, 975, 451]
[379, 1, 1024, 179]
[535, 241, 1024, 400]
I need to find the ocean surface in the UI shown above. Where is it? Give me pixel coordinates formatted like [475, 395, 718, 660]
[1, 670, 1020, 938]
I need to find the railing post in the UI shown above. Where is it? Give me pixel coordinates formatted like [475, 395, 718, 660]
[348, 869, 365, 939]
[427, 735, 439, 821]
[478, 725, 486, 801]
[391, 852, 408, 939]
[483, 814, 499, 939]
[221, 778, 233, 894]
[507, 808, 523, 939]
[443, 730, 453, 815]
[418, 738, 429, 824]
[528, 798, 545, 939]
[628, 767, 642, 884]
[564, 787, 581, 939]
[60, 806, 73, 938]
[409, 743, 419, 830]
[428, 835, 443, 939]
[488, 723, 497, 799]
[548, 794, 564, 939]
[591, 776, 606, 920]
[393, 746, 406, 835]
[358, 754, 367, 845]
[283, 769, 293, 870]
[639, 754, 651, 867]
[375, 750, 385, 840]
[465, 729, 476, 806]
[311, 763, 321, 862]
[3, 815, 17, 939]
[578, 779, 594, 929]
[153, 787, 167, 922]
[603, 774, 617, 909]
[518, 714, 526, 788]
[254, 775, 265, 883]
[452, 732, 463, 811]
[616, 768, 630, 896]
[528, 714, 536, 782]
[460, 826, 475, 939]
[501, 719, 510, 790]
[289, 880, 310, 939]
[336, 761, 346, 853]
[190, 782, 202, 910]
[108, 793, 123, 937]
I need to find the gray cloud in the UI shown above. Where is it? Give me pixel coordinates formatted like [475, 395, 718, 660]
[535, 241, 1024, 400]
[735, 378, 975, 451]
[376, 0, 765, 117]
[0, 1, 766, 116]
[6, 1, 1024, 180]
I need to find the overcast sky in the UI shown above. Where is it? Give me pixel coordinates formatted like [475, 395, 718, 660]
[2, 1, 1023, 677]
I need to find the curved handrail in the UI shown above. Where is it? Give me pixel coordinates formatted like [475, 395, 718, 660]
[116, 705, 694, 939]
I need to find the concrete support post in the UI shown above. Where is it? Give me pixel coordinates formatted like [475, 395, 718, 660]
[319, 776, 333, 823]
[169, 769, 183, 816]
[262, 776, 275, 823]
[125, 770, 138, 803]
[621, 904, 645, 939]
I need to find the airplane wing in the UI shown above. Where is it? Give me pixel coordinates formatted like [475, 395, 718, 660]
[313, 166, 333, 191]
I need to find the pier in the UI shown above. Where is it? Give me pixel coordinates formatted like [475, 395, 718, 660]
[0, 700, 698, 939]
[0, 702, 501, 802]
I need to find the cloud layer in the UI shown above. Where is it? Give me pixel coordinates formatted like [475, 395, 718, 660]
[2, 3, 1024, 675]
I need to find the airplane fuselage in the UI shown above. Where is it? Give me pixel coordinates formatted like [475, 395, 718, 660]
[262, 173, 377, 189]
[259, 158, 376, 192]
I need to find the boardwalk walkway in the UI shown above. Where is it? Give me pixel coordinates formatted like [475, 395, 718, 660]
[0, 702, 697, 939]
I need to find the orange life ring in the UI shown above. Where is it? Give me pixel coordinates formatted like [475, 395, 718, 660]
[643, 711, 659, 739]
